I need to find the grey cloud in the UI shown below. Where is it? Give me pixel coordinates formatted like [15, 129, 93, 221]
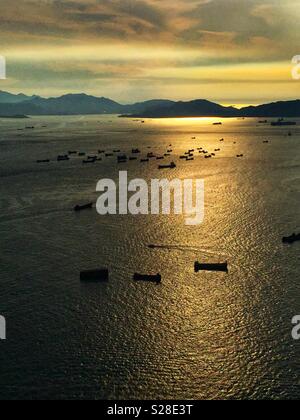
[95, 0, 167, 27]
[181, 0, 300, 42]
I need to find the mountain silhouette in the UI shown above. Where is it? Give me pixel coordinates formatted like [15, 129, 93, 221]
[0, 91, 299, 118]
[0, 90, 38, 104]
[126, 99, 239, 118]
[0, 91, 174, 116]
[240, 100, 300, 118]
[121, 99, 175, 114]
[30, 94, 122, 115]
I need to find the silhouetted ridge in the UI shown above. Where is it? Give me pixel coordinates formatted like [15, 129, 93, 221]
[127, 99, 239, 118]
[240, 100, 300, 118]
[0, 91, 299, 117]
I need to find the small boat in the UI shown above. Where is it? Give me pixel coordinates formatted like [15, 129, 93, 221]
[147, 153, 155, 158]
[158, 162, 176, 169]
[37, 159, 50, 163]
[74, 203, 93, 212]
[271, 119, 296, 127]
[82, 159, 96, 164]
[117, 155, 127, 163]
[194, 262, 228, 273]
[133, 273, 161, 284]
[236, 154, 244, 158]
[167, 150, 173, 153]
[80, 268, 109, 282]
[57, 155, 70, 161]
[180, 156, 187, 159]
[186, 157, 194, 161]
[213, 122, 222, 126]
[282, 233, 300, 244]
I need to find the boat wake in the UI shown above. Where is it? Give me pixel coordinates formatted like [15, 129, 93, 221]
[147, 243, 228, 257]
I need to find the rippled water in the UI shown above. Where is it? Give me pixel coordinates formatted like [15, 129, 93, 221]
[0, 115, 299, 400]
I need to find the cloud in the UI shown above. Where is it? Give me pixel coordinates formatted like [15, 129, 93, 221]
[180, 0, 300, 53]
[1, 0, 299, 53]
[0, 0, 299, 103]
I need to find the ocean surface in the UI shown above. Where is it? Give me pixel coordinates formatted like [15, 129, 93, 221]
[0, 115, 299, 400]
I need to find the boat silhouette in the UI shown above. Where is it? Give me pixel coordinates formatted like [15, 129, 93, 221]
[158, 162, 176, 169]
[80, 269, 109, 282]
[133, 273, 162, 284]
[282, 233, 300, 244]
[74, 203, 93, 212]
[57, 155, 70, 161]
[271, 119, 296, 126]
[194, 261, 228, 273]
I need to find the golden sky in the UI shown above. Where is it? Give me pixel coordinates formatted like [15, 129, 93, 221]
[0, 0, 300, 105]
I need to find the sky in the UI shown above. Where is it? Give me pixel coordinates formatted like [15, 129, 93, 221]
[0, 0, 300, 105]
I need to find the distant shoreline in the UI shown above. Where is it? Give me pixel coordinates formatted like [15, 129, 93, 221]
[120, 114, 300, 120]
[0, 113, 300, 120]
[0, 91, 300, 119]
[0, 114, 29, 119]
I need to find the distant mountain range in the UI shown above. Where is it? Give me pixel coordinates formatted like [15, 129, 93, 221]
[127, 99, 300, 118]
[0, 90, 299, 118]
[0, 91, 39, 104]
[0, 91, 174, 116]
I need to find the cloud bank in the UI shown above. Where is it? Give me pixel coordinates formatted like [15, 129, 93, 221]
[0, 0, 299, 104]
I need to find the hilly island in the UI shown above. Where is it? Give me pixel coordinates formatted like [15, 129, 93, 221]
[0, 91, 300, 118]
